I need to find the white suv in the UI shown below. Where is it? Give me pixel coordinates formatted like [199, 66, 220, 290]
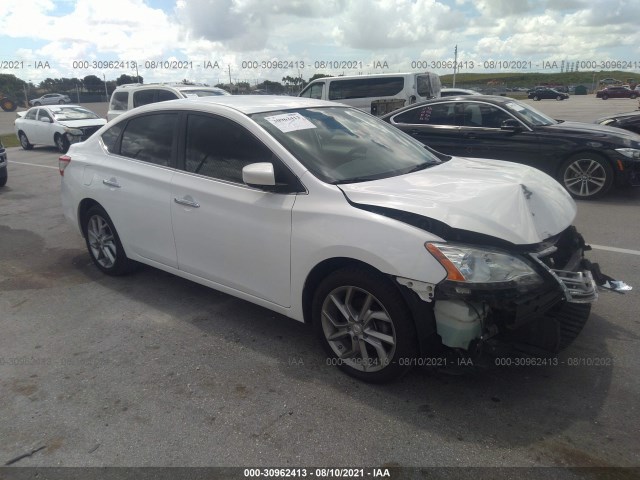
[107, 83, 230, 121]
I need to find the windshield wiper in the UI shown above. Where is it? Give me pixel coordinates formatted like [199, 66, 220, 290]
[404, 162, 436, 174]
[331, 173, 390, 185]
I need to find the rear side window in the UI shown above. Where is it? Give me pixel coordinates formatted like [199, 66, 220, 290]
[101, 123, 124, 153]
[393, 103, 460, 126]
[328, 77, 404, 100]
[110, 92, 128, 111]
[120, 113, 178, 166]
[133, 89, 156, 108]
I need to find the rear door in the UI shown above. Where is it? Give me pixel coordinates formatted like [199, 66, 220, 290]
[387, 101, 465, 156]
[92, 112, 179, 267]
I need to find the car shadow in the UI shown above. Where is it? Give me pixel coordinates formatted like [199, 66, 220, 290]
[69, 262, 626, 453]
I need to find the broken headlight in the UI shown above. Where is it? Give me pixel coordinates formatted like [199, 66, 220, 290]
[426, 243, 544, 291]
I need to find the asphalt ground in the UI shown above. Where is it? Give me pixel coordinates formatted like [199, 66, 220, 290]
[0, 96, 639, 472]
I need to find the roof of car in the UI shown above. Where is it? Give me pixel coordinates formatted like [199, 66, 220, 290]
[134, 95, 344, 115]
[31, 104, 85, 111]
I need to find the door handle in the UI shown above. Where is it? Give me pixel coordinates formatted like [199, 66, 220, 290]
[174, 197, 200, 208]
[102, 178, 121, 188]
[462, 132, 477, 139]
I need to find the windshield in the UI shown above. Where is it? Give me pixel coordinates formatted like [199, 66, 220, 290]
[252, 107, 440, 184]
[503, 100, 558, 126]
[52, 107, 100, 121]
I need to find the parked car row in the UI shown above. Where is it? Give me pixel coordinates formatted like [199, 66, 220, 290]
[5, 81, 634, 382]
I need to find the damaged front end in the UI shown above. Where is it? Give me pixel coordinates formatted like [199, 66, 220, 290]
[400, 226, 631, 359]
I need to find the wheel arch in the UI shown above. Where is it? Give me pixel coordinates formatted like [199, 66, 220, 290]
[300, 257, 439, 354]
[554, 149, 615, 179]
[77, 198, 103, 238]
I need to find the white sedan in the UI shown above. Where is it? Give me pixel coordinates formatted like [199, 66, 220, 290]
[28, 93, 71, 106]
[15, 105, 106, 153]
[60, 95, 607, 383]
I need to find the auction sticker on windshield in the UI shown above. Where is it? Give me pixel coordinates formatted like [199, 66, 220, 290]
[265, 112, 316, 133]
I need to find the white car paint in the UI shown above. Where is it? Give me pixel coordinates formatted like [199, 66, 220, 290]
[60, 95, 597, 380]
[340, 156, 576, 245]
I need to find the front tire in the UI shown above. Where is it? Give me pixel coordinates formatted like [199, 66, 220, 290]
[556, 95, 563, 101]
[312, 267, 418, 383]
[83, 205, 136, 276]
[0, 166, 7, 187]
[19, 132, 33, 150]
[560, 153, 613, 199]
[533, 95, 540, 101]
[55, 133, 70, 153]
[602, 94, 609, 100]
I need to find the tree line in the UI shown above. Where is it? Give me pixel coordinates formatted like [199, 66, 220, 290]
[0, 73, 332, 103]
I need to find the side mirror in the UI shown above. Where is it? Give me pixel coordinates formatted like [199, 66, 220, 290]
[242, 163, 276, 188]
[40, 117, 52, 123]
[501, 119, 521, 131]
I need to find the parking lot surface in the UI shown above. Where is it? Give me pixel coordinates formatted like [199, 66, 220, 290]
[0, 97, 639, 470]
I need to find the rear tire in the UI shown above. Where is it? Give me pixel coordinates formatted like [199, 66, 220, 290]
[83, 205, 137, 276]
[0, 166, 7, 187]
[312, 267, 418, 383]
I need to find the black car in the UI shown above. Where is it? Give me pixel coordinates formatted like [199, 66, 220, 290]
[595, 111, 640, 134]
[382, 95, 640, 199]
[0, 140, 7, 187]
[527, 88, 569, 101]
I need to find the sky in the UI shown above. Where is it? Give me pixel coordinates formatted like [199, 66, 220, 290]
[1, 0, 639, 86]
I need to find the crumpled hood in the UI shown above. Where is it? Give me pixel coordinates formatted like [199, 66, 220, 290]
[59, 119, 107, 128]
[339, 156, 576, 245]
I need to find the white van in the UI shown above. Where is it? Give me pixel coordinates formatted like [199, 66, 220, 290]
[298, 72, 441, 116]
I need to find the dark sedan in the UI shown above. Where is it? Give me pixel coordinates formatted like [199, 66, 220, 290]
[527, 88, 569, 101]
[596, 86, 638, 100]
[382, 95, 640, 199]
[595, 111, 640, 134]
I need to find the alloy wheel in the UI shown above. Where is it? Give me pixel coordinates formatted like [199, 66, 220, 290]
[563, 158, 607, 197]
[321, 285, 396, 372]
[87, 214, 118, 269]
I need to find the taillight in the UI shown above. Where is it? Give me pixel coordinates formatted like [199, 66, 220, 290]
[58, 155, 71, 176]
